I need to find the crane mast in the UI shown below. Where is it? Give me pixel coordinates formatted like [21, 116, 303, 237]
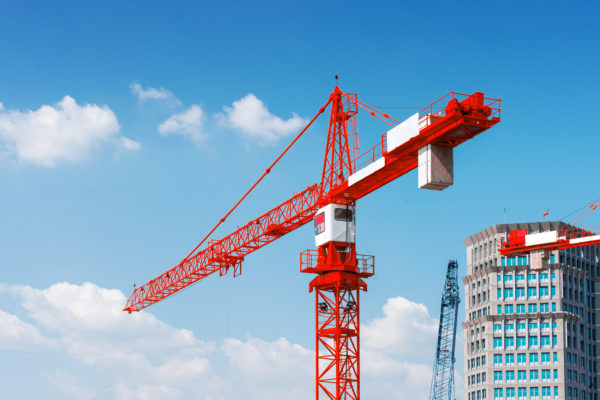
[124, 84, 501, 400]
[429, 260, 460, 400]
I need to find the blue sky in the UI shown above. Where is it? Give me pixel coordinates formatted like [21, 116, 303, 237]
[1, 1, 599, 399]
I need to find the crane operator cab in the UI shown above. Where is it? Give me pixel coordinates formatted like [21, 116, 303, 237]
[313, 204, 356, 248]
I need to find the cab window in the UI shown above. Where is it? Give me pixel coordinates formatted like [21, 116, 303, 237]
[334, 208, 353, 222]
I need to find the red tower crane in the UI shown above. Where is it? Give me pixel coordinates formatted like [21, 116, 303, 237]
[499, 199, 600, 264]
[124, 85, 501, 400]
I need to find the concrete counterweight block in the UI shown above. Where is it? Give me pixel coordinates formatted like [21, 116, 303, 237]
[418, 144, 453, 190]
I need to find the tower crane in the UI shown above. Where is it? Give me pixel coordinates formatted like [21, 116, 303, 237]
[499, 199, 600, 262]
[429, 260, 460, 400]
[124, 85, 501, 400]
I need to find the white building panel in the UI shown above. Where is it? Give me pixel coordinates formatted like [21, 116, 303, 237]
[386, 112, 420, 152]
[348, 157, 385, 186]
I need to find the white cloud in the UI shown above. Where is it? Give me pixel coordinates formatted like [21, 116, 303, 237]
[0, 310, 55, 350]
[45, 370, 96, 400]
[0, 96, 139, 167]
[362, 297, 438, 361]
[158, 105, 205, 143]
[0, 283, 444, 400]
[219, 94, 306, 143]
[130, 82, 179, 104]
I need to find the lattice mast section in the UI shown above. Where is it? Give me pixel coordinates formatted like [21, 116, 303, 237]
[319, 86, 356, 200]
[429, 260, 460, 400]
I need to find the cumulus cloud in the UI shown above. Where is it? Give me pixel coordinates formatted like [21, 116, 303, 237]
[130, 82, 180, 104]
[362, 296, 438, 361]
[158, 105, 205, 143]
[0, 283, 443, 400]
[219, 94, 306, 143]
[0, 96, 139, 167]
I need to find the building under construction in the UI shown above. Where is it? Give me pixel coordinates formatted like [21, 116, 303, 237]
[463, 222, 600, 400]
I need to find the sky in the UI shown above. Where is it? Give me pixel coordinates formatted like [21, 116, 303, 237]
[1, 1, 599, 399]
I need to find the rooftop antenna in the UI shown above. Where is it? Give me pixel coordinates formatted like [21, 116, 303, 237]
[335, 74, 339, 86]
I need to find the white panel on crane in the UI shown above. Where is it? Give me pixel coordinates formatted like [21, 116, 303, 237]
[418, 144, 453, 190]
[570, 235, 600, 245]
[525, 231, 558, 247]
[348, 157, 385, 186]
[386, 112, 419, 152]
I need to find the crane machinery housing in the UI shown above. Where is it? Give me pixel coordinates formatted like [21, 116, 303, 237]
[124, 85, 501, 400]
[429, 260, 460, 400]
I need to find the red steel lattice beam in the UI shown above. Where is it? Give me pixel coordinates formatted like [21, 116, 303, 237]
[124, 184, 320, 312]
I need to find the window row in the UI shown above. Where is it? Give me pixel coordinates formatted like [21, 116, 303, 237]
[497, 286, 556, 300]
[493, 322, 558, 332]
[492, 352, 558, 366]
[492, 369, 558, 382]
[492, 386, 557, 399]
[497, 303, 557, 314]
[492, 336, 558, 349]
[497, 272, 555, 282]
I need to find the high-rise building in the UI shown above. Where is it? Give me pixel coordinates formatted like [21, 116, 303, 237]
[463, 222, 600, 400]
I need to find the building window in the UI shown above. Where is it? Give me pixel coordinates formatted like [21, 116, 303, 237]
[530, 387, 539, 397]
[541, 336, 550, 347]
[517, 336, 526, 348]
[518, 387, 527, 398]
[505, 305, 514, 314]
[529, 336, 539, 347]
[494, 371, 503, 382]
[495, 388, 504, 398]
[541, 387, 551, 397]
[506, 370, 515, 382]
[517, 353, 526, 365]
[506, 354, 515, 365]
[517, 304, 526, 314]
[530, 370, 539, 381]
[518, 370, 527, 382]
[529, 322, 538, 332]
[516, 288, 525, 299]
[530, 353, 539, 363]
[542, 369, 551, 381]
[529, 304, 538, 313]
[528, 287, 538, 298]
[541, 352, 550, 363]
[506, 388, 515, 398]
[540, 303, 549, 313]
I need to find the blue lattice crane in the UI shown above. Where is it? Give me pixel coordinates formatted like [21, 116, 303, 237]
[429, 260, 460, 400]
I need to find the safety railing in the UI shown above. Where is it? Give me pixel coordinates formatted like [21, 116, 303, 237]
[419, 91, 502, 125]
[300, 249, 375, 276]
